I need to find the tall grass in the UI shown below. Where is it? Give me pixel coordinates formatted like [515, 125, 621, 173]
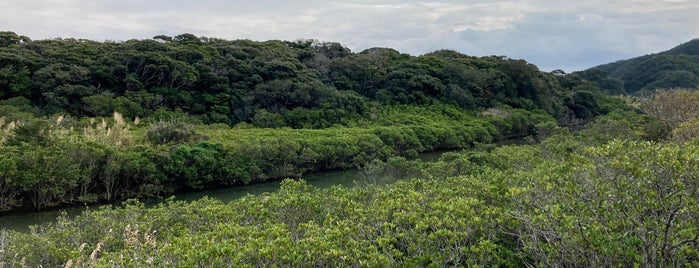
[82, 112, 133, 147]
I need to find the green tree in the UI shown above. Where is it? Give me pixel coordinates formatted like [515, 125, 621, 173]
[16, 145, 81, 210]
[146, 120, 200, 145]
[0, 146, 22, 211]
[252, 109, 287, 128]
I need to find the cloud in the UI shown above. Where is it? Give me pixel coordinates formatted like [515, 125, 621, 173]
[425, 0, 699, 71]
[1, 0, 697, 71]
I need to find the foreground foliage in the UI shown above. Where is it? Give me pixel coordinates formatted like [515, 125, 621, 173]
[2, 134, 697, 267]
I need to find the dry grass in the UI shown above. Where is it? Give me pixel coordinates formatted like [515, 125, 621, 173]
[82, 112, 133, 147]
[89, 240, 103, 261]
[479, 108, 511, 118]
[0, 117, 17, 145]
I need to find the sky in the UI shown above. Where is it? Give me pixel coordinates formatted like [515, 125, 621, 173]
[2, 0, 698, 72]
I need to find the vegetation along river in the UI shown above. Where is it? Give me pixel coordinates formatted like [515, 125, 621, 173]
[0, 150, 447, 232]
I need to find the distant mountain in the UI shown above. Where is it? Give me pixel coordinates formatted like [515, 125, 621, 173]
[580, 39, 699, 94]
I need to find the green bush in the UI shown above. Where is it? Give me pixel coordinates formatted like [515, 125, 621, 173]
[146, 120, 201, 145]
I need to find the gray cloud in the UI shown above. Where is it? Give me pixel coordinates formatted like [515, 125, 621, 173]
[1, 0, 697, 71]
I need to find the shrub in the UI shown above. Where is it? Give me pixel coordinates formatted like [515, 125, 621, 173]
[146, 120, 201, 145]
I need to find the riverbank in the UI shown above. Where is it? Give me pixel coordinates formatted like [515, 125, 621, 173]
[0, 104, 552, 214]
[1, 150, 451, 232]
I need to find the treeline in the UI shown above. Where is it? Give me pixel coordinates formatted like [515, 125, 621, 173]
[579, 38, 699, 94]
[2, 105, 696, 267]
[0, 104, 553, 213]
[1, 31, 613, 126]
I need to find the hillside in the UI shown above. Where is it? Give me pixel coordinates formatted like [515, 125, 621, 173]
[1, 31, 612, 126]
[580, 39, 699, 94]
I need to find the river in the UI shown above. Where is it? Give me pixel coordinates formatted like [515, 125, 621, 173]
[0, 150, 449, 232]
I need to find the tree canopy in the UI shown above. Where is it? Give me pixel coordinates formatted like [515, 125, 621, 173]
[1, 32, 612, 126]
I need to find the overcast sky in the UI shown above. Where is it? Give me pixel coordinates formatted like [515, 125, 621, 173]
[2, 0, 698, 72]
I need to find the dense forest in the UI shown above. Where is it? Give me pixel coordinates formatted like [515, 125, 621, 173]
[0, 31, 618, 213]
[1, 31, 699, 266]
[578, 39, 699, 94]
[0, 31, 616, 125]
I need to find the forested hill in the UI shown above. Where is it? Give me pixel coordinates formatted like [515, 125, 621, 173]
[5, 31, 699, 267]
[579, 38, 699, 94]
[1, 31, 611, 126]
